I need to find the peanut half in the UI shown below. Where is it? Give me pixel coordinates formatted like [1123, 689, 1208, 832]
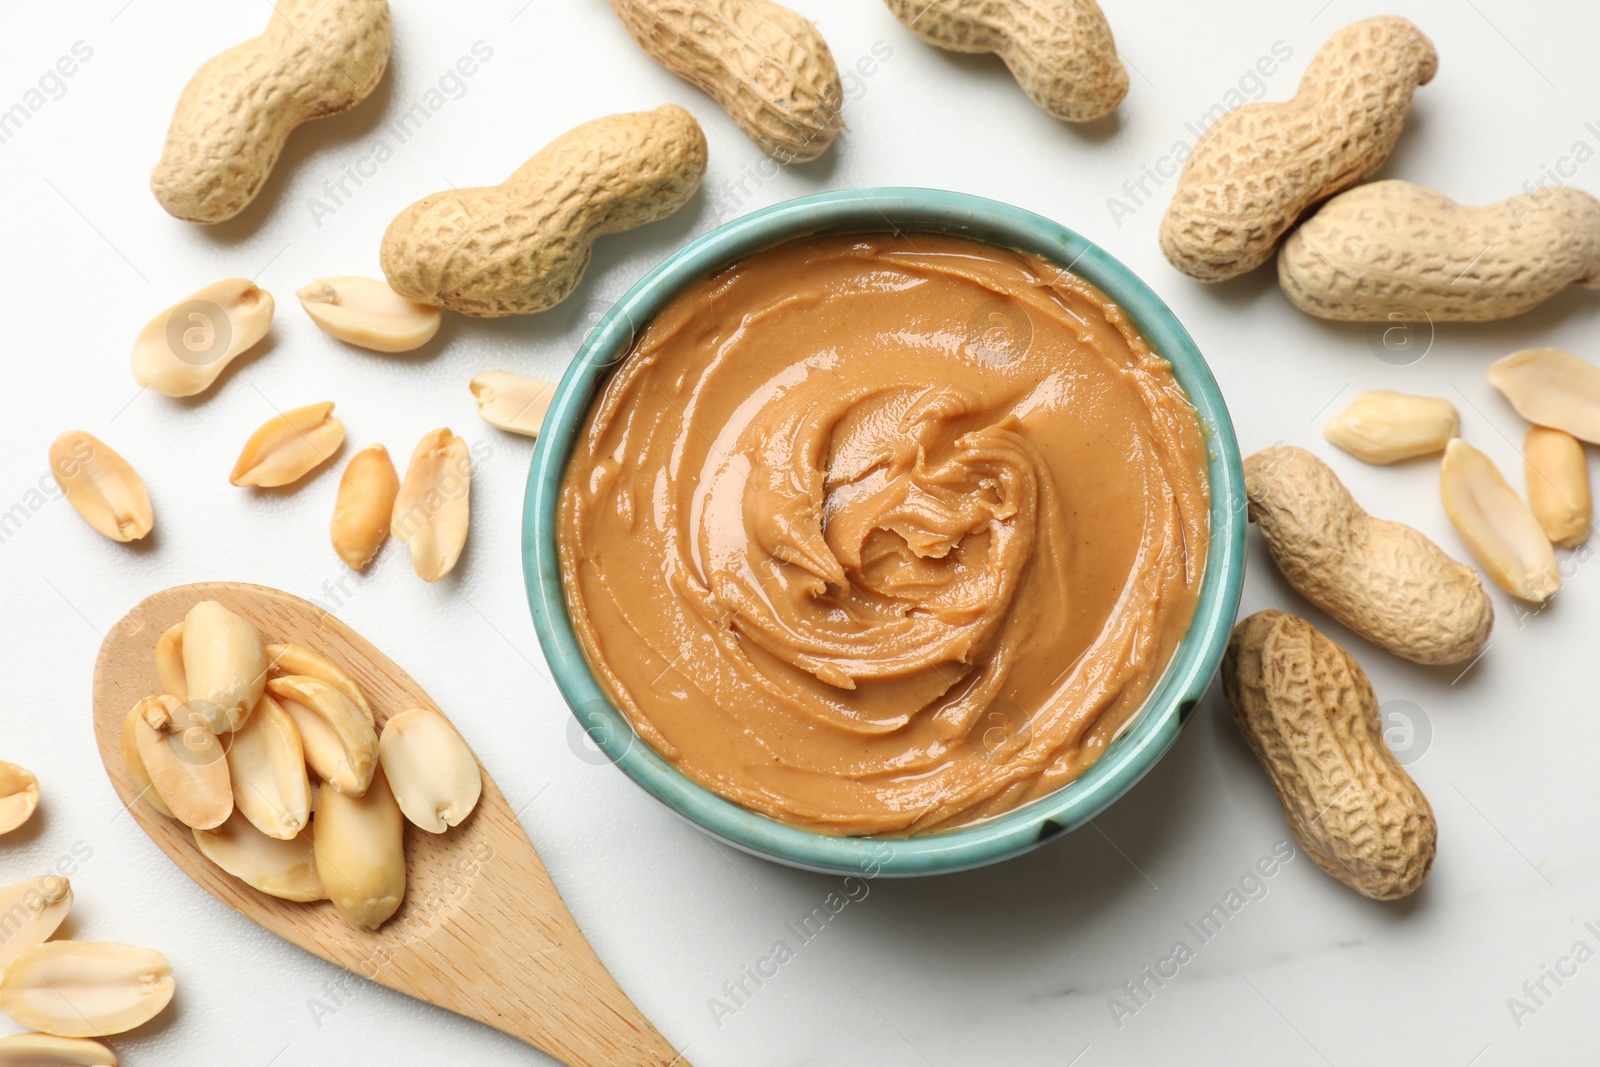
[1323, 390, 1458, 465]
[0, 760, 40, 834]
[180, 601, 267, 733]
[49, 431, 153, 544]
[131, 695, 233, 830]
[1223, 611, 1435, 901]
[1244, 446, 1492, 665]
[882, 0, 1127, 123]
[150, 0, 391, 223]
[610, 0, 843, 160]
[314, 766, 406, 930]
[380, 105, 706, 317]
[1160, 16, 1436, 281]
[1524, 426, 1591, 549]
[230, 401, 345, 488]
[471, 371, 556, 439]
[0, 942, 174, 1038]
[1440, 439, 1560, 603]
[392, 429, 471, 582]
[328, 444, 399, 572]
[153, 622, 186, 702]
[0, 877, 72, 971]
[296, 276, 440, 353]
[1280, 182, 1600, 321]
[1487, 348, 1600, 443]
[193, 810, 325, 903]
[265, 676, 377, 797]
[265, 643, 374, 723]
[379, 708, 482, 833]
[119, 706, 173, 818]
[130, 279, 273, 396]
[225, 695, 311, 840]
[275, 695, 351, 797]
[0, 1033, 116, 1066]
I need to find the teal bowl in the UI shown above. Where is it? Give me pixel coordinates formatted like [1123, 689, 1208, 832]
[524, 188, 1245, 877]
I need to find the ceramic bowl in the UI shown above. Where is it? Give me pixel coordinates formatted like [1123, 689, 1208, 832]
[524, 188, 1245, 876]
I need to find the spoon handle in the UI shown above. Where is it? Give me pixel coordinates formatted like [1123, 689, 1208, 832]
[391, 787, 689, 1066]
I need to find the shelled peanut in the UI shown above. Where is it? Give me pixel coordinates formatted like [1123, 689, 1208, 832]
[230, 402, 346, 488]
[120, 601, 482, 931]
[0, 877, 72, 972]
[392, 429, 471, 581]
[1440, 440, 1560, 603]
[472, 372, 556, 439]
[131, 279, 274, 397]
[297, 276, 441, 353]
[1391, 345, 1600, 603]
[1524, 426, 1591, 548]
[49, 432, 153, 544]
[0, 942, 173, 1040]
[1312, 351, 1599, 606]
[330, 444, 401, 571]
[0, 760, 40, 834]
[1322, 391, 1457, 465]
[1488, 348, 1600, 443]
[0, 1032, 119, 1065]
[0, 875, 172, 1045]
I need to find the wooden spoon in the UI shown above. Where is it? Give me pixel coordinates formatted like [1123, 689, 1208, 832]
[91, 582, 687, 1067]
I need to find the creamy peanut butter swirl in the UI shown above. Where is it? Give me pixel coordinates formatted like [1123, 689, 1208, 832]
[559, 234, 1209, 835]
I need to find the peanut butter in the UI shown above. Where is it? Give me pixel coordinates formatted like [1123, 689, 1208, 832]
[558, 233, 1209, 835]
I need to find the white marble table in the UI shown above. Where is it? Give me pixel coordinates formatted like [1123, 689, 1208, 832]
[4, 1, 1596, 1062]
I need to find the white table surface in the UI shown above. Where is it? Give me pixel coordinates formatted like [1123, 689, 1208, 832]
[4, 1, 1598, 1063]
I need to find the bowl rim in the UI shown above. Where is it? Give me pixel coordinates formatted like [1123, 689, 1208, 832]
[524, 187, 1245, 877]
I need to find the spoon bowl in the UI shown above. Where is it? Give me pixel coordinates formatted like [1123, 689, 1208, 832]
[91, 582, 686, 1067]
